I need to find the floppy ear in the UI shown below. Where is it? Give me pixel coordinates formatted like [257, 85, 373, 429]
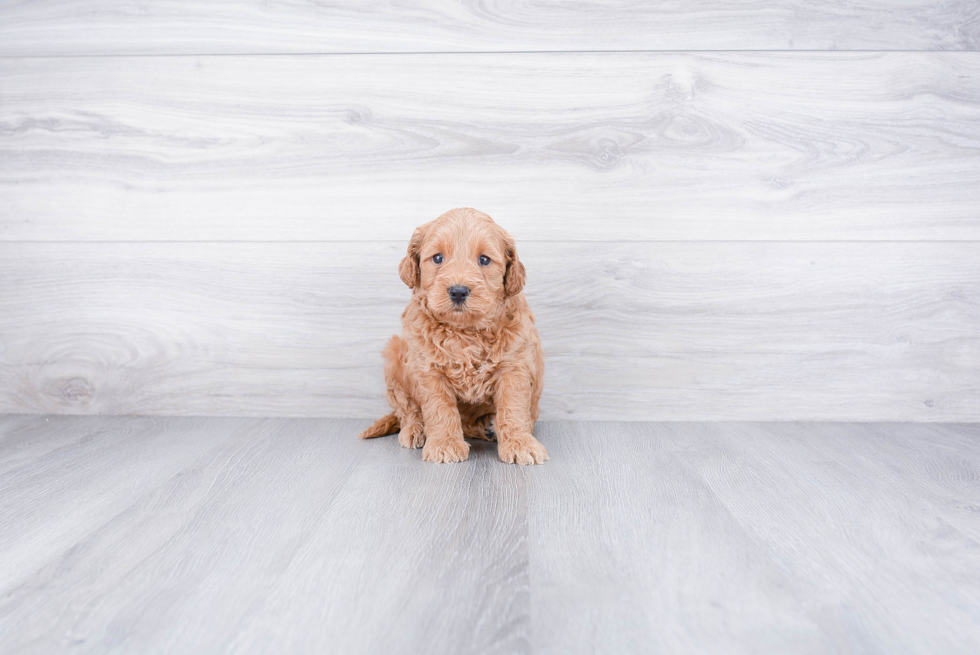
[398, 224, 428, 288]
[503, 234, 526, 296]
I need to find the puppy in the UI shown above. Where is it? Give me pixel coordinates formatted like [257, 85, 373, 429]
[358, 208, 548, 465]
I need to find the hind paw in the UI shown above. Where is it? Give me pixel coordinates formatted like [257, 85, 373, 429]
[398, 422, 425, 449]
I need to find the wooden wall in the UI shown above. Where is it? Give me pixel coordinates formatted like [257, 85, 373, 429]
[1, 3, 978, 421]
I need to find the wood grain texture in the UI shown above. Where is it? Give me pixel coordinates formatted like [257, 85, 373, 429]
[0, 416, 261, 592]
[0, 414, 108, 471]
[0, 0, 977, 56]
[528, 421, 980, 654]
[667, 422, 980, 654]
[223, 430, 528, 655]
[2, 417, 979, 653]
[1, 241, 977, 421]
[0, 417, 370, 652]
[3, 53, 980, 242]
[526, 422, 833, 654]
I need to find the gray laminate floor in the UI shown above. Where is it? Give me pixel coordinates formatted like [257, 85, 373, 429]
[0, 417, 978, 654]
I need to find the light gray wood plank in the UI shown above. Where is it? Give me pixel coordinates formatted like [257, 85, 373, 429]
[0, 242, 406, 418]
[526, 421, 835, 654]
[223, 429, 527, 655]
[0, 417, 524, 655]
[2, 241, 977, 421]
[669, 422, 980, 654]
[0, 416, 264, 593]
[525, 421, 980, 654]
[791, 422, 980, 543]
[0, 1, 977, 55]
[0, 417, 371, 652]
[2, 417, 980, 653]
[3, 53, 980, 242]
[0, 414, 109, 474]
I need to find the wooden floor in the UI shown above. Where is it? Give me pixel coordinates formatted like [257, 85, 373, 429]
[1, 417, 978, 653]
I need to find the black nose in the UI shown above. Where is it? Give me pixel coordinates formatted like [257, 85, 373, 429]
[448, 285, 470, 304]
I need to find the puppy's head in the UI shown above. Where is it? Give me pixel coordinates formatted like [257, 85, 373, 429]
[399, 208, 525, 327]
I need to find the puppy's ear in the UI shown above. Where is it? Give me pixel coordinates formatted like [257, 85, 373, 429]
[503, 234, 526, 296]
[399, 224, 428, 288]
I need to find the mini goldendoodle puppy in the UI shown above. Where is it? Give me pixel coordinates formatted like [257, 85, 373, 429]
[358, 207, 548, 465]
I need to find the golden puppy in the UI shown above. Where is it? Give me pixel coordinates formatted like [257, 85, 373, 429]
[358, 208, 547, 465]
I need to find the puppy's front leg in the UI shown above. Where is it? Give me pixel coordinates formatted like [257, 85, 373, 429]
[495, 368, 548, 465]
[418, 375, 470, 463]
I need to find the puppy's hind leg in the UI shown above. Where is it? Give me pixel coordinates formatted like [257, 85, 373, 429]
[383, 335, 427, 449]
[460, 404, 496, 441]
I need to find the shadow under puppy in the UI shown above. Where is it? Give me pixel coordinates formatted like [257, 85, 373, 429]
[358, 208, 548, 465]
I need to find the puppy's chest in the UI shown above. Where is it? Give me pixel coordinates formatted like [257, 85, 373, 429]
[431, 336, 500, 403]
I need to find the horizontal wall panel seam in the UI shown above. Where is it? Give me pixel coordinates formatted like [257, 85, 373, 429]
[3, 240, 980, 246]
[6, 50, 980, 60]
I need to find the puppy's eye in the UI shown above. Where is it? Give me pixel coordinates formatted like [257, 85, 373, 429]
[478, 255, 491, 267]
[432, 254, 444, 264]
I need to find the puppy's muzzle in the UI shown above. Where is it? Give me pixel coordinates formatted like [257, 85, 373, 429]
[448, 285, 470, 306]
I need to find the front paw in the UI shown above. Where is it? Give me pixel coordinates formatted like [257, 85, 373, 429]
[422, 438, 470, 463]
[498, 434, 548, 465]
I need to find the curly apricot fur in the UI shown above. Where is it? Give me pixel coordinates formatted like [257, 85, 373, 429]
[357, 208, 547, 465]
